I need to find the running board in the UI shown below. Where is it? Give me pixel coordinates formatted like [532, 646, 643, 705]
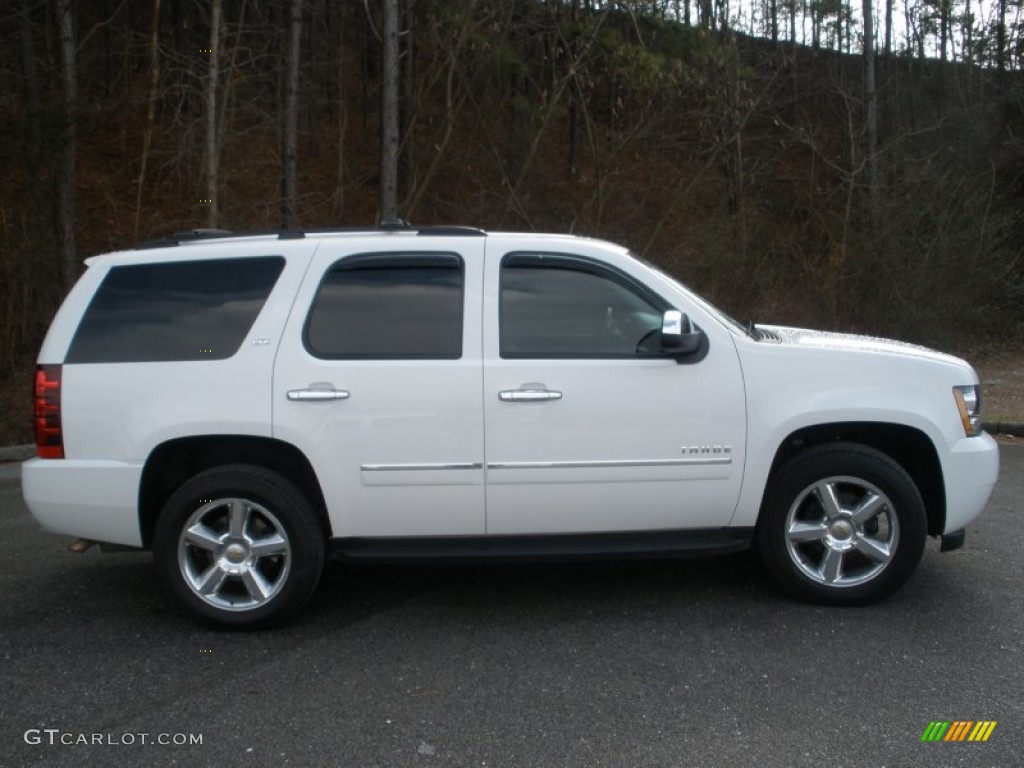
[330, 528, 754, 564]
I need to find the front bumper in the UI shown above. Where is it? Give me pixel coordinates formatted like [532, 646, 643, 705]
[942, 432, 1000, 535]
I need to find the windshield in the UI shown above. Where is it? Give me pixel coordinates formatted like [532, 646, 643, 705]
[629, 252, 753, 337]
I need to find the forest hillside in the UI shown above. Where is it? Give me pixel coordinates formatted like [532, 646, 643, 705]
[2, 0, 1023, 442]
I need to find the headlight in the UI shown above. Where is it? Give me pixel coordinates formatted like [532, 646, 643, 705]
[953, 385, 982, 437]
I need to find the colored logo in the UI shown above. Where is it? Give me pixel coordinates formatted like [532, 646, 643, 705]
[921, 721, 997, 742]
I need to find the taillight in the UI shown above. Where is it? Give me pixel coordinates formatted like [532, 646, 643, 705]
[34, 364, 64, 459]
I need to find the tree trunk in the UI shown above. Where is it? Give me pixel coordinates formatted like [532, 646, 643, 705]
[55, 0, 77, 289]
[884, 0, 892, 56]
[863, 0, 878, 221]
[380, 0, 400, 222]
[997, 0, 1007, 71]
[18, 0, 43, 153]
[304, 5, 318, 158]
[845, 5, 852, 53]
[903, 0, 911, 55]
[333, 0, 347, 220]
[698, 0, 712, 28]
[400, 0, 416, 205]
[940, 0, 949, 62]
[567, 0, 581, 177]
[281, 0, 303, 229]
[963, 0, 973, 67]
[206, 0, 221, 228]
[134, 0, 162, 238]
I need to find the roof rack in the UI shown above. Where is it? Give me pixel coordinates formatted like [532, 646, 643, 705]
[135, 223, 486, 250]
[375, 219, 486, 237]
[416, 225, 486, 237]
[135, 228, 236, 250]
[262, 224, 486, 238]
[174, 228, 235, 239]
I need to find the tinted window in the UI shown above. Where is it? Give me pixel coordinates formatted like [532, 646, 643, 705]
[501, 254, 665, 358]
[67, 256, 285, 363]
[305, 253, 463, 359]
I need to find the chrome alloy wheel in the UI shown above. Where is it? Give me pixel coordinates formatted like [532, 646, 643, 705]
[177, 498, 292, 611]
[784, 476, 900, 588]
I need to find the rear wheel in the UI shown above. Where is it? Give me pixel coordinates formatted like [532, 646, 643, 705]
[756, 443, 927, 605]
[154, 464, 325, 627]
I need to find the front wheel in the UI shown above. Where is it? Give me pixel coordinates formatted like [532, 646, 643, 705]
[153, 464, 325, 627]
[756, 443, 927, 605]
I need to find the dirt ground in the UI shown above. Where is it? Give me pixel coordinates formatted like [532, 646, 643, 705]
[974, 349, 1024, 427]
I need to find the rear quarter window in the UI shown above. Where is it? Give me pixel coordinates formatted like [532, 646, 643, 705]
[66, 256, 285, 363]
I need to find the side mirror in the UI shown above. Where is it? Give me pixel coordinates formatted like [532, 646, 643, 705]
[660, 310, 702, 355]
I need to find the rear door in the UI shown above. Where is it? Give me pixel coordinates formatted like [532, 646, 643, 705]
[273, 236, 486, 538]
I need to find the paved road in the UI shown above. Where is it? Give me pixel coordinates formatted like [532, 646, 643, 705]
[1, 446, 1022, 767]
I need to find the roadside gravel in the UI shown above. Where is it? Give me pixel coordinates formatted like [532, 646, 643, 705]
[975, 352, 1024, 433]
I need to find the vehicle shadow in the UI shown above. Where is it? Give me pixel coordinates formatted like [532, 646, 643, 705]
[305, 550, 779, 625]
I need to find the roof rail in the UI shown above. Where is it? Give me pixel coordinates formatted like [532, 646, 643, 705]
[173, 228, 235, 239]
[376, 220, 486, 236]
[416, 226, 486, 237]
[135, 228, 235, 250]
[135, 223, 486, 250]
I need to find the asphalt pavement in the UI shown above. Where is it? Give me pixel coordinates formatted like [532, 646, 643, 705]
[1, 444, 1022, 767]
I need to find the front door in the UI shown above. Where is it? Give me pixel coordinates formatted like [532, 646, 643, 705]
[482, 244, 746, 535]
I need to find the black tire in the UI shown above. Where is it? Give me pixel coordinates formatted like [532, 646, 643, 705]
[756, 443, 927, 606]
[153, 464, 325, 628]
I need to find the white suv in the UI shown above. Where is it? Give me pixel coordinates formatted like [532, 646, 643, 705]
[23, 226, 1000, 626]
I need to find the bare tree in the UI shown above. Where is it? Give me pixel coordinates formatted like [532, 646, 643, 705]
[134, 0, 162, 238]
[939, 0, 951, 62]
[332, 0, 347, 219]
[282, 0, 303, 228]
[18, 0, 43, 152]
[380, 0, 400, 221]
[55, 0, 78, 289]
[863, 0, 878, 218]
[698, 0, 713, 29]
[884, 0, 893, 56]
[206, 0, 222, 228]
[962, 0, 973, 66]
[404, 4, 478, 220]
[996, 0, 1007, 71]
[501, 5, 612, 224]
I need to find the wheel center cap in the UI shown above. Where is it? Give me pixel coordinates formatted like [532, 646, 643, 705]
[830, 519, 854, 541]
[225, 543, 247, 563]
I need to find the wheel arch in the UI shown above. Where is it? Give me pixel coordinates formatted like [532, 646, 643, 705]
[138, 435, 330, 548]
[764, 422, 946, 537]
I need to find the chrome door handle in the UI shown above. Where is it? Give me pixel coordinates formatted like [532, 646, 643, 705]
[287, 388, 350, 401]
[498, 389, 562, 402]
